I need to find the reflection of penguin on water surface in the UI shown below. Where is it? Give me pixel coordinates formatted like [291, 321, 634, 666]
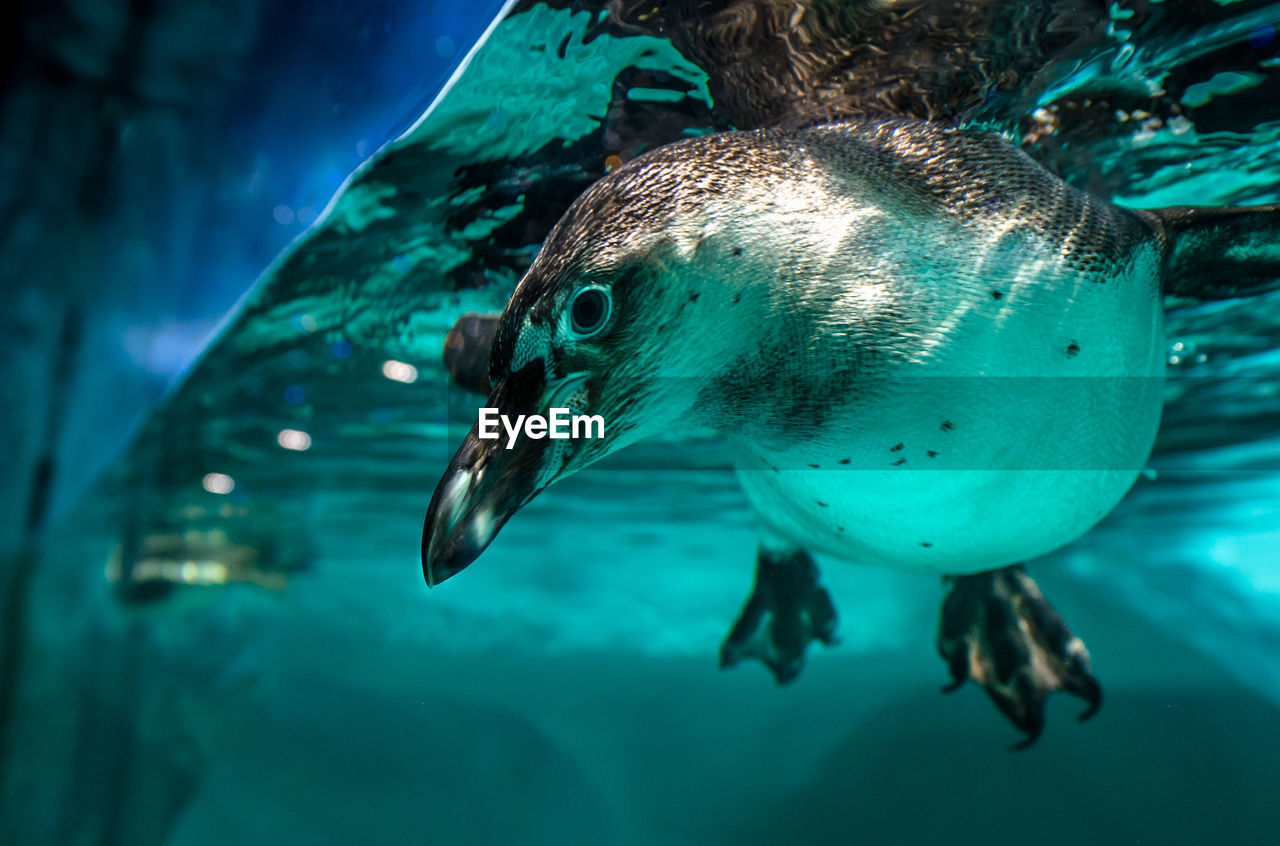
[424, 0, 1280, 747]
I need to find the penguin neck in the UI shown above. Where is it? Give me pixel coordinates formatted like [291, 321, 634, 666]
[634, 186, 871, 438]
[641, 255, 794, 434]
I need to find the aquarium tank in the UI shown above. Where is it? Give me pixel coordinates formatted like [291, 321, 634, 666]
[2, 0, 1279, 843]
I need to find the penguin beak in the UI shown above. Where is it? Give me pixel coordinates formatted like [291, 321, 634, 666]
[421, 369, 557, 586]
[420, 427, 525, 586]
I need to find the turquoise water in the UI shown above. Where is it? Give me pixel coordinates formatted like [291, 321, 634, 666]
[4, 2, 1280, 843]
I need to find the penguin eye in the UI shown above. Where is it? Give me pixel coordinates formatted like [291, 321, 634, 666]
[568, 286, 611, 338]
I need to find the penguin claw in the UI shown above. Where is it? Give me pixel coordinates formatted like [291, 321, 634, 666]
[720, 548, 838, 685]
[937, 565, 1101, 748]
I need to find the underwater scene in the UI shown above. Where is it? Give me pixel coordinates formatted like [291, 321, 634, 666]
[3, 0, 1280, 843]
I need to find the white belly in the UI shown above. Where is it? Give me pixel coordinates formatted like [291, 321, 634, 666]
[733, 235, 1166, 574]
[737, 465, 1155, 574]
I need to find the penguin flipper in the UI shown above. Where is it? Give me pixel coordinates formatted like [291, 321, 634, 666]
[719, 547, 839, 685]
[443, 312, 502, 396]
[1157, 204, 1280, 301]
[937, 565, 1101, 750]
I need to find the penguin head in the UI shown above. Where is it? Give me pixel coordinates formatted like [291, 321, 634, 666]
[422, 140, 776, 585]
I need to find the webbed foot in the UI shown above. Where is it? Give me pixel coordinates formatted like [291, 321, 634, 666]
[719, 548, 838, 684]
[937, 565, 1101, 749]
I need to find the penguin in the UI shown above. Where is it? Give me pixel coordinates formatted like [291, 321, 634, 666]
[422, 115, 1279, 746]
[141, 0, 1275, 748]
